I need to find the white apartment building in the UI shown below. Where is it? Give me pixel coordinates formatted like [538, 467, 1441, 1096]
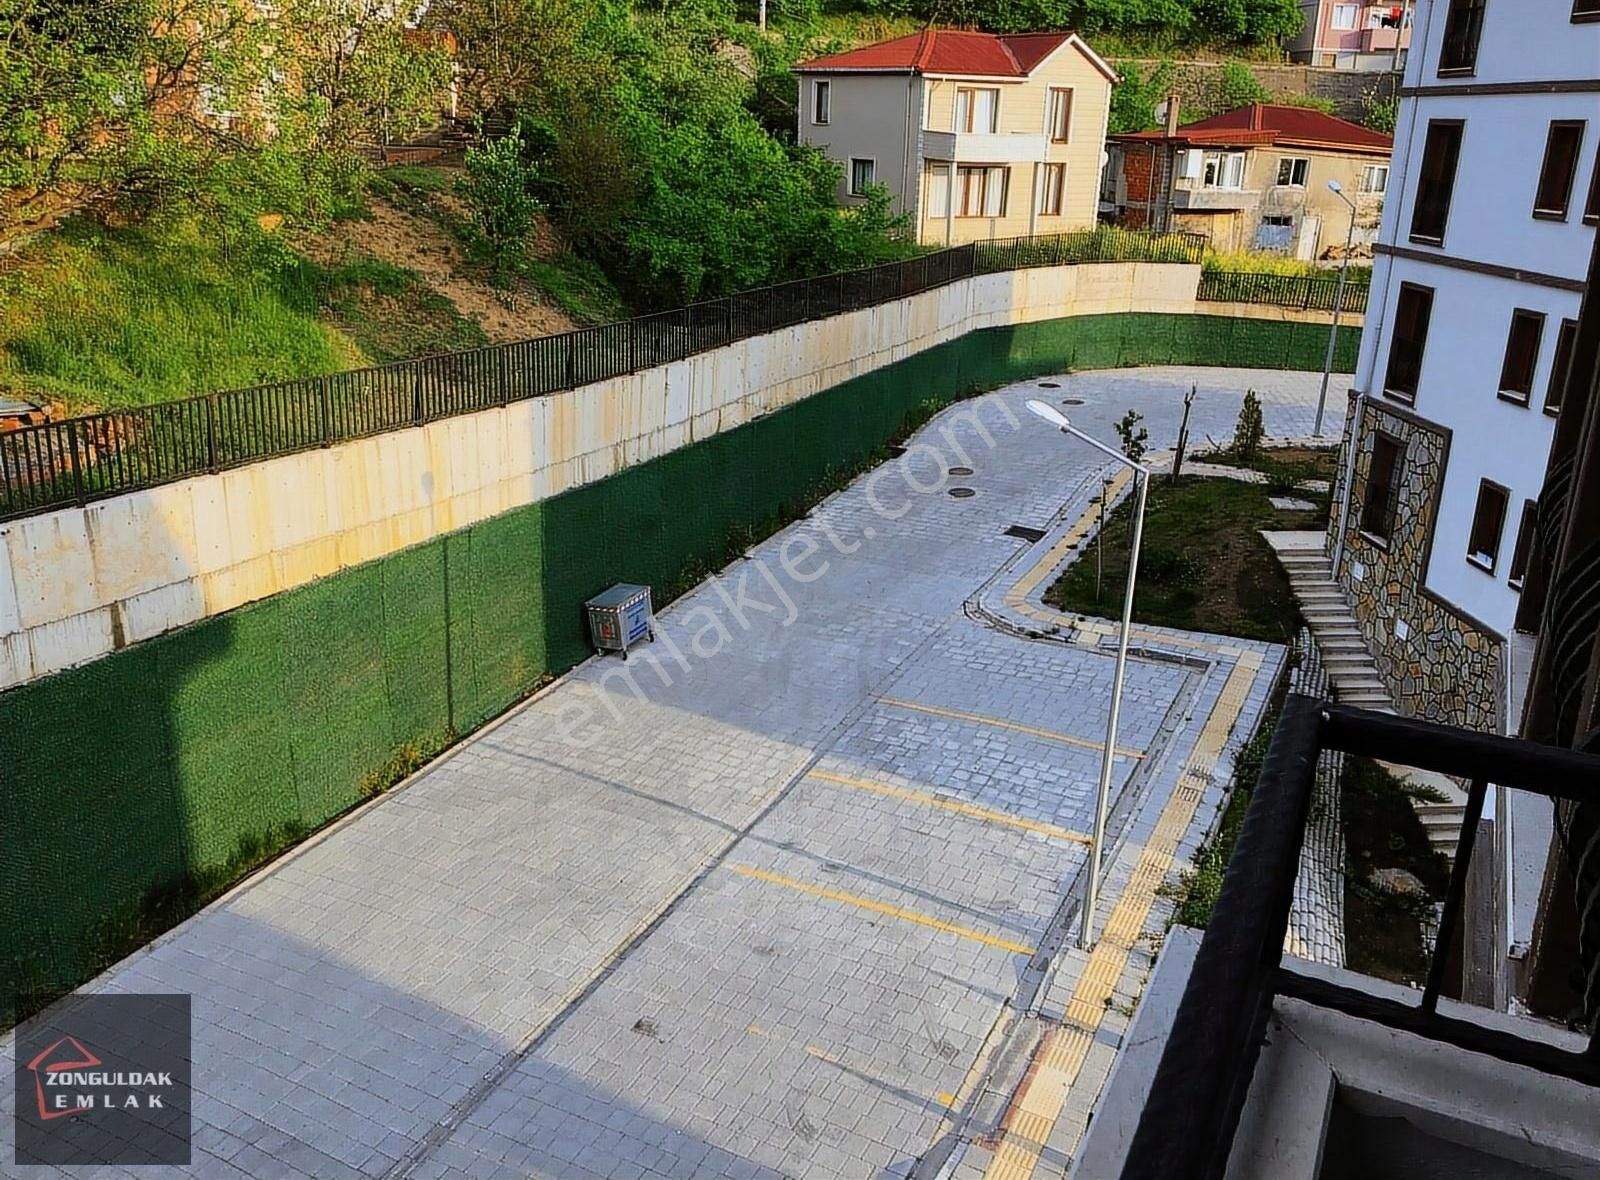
[1332, 0, 1599, 1006]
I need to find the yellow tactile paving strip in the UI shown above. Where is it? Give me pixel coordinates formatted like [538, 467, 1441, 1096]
[809, 769, 1092, 846]
[877, 698, 1145, 761]
[980, 655, 1261, 1180]
[728, 865, 1038, 957]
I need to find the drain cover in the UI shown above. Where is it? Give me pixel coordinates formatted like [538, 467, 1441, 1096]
[1038, 381, 1061, 389]
[949, 487, 976, 498]
[949, 466, 974, 476]
[1005, 525, 1047, 542]
[1061, 397, 1086, 406]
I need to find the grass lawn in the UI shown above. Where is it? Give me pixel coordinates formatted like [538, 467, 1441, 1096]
[1341, 756, 1452, 983]
[1043, 470, 1327, 643]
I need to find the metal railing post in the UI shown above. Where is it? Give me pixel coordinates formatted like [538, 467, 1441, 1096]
[67, 420, 86, 506]
[205, 395, 218, 471]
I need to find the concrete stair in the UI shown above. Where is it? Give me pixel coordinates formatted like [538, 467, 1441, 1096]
[1264, 531, 1466, 853]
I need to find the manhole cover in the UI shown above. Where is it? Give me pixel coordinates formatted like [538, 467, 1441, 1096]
[1005, 525, 1047, 542]
[1038, 381, 1061, 389]
[949, 487, 976, 498]
[1061, 397, 1086, 406]
[949, 466, 974, 476]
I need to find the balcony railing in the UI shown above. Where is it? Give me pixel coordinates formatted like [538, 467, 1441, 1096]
[1121, 696, 1600, 1180]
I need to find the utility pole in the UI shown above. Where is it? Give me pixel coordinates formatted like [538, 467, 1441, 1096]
[758, 0, 767, 30]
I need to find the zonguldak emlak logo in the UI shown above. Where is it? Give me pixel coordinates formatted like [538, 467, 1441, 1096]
[26, 1037, 174, 1119]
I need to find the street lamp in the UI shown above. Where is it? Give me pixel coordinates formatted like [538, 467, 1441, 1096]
[1025, 399, 1151, 950]
[1315, 179, 1359, 438]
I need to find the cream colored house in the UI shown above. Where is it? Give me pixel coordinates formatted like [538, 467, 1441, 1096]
[794, 30, 1116, 246]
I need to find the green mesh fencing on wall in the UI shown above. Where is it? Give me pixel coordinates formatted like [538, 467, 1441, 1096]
[0, 312, 1359, 1017]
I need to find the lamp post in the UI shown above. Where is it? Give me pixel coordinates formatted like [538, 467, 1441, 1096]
[1026, 400, 1151, 949]
[1315, 179, 1359, 438]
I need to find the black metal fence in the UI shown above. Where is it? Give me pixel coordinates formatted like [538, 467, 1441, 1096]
[1121, 697, 1600, 1180]
[0, 228, 1206, 524]
[1198, 269, 1370, 314]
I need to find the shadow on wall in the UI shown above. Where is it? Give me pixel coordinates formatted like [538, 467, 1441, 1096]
[0, 312, 1362, 1024]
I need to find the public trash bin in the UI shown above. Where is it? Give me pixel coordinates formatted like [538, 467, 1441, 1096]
[585, 584, 655, 659]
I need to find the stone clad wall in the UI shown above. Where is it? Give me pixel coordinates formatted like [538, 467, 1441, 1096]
[1112, 60, 1399, 122]
[1330, 395, 1503, 730]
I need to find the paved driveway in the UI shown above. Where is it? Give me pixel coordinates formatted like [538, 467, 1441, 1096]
[3, 367, 1346, 1180]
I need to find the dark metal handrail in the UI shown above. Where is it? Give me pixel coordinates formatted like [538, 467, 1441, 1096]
[1121, 696, 1600, 1180]
[0, 228, 1207, 525]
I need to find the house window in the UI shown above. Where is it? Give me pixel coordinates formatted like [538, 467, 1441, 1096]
[1467, 480, 1510, 572]
[955, 87, 999, 134]
[812, 80, 830, 125]
[1360, 164, 1389, 194]
[1508, 500, 1538, 590]
[1359, 433, 1404, 541]
[927, 164, 951, 217]
[1439, 0, 1486, 73]
[849, 158, 875, 196]
[1575, 0, 1600, 21]
[1410, 120, 1463, 243]
[956, 165, 1009, 217]
[1201, 151, 1246, 190]
[1546, 318, 1579, 415]
[1534, 121, 1586, 219]
[1384, 283, 1433, 402]
[1497, 310, 1545, 405]
[1331, 3, 1358, 29]
[1276, 157, 1310, 187]
[1047, 88, 1072, 143]
[1587, 144, 1600, 223]
[1040, 163, 1066, 216]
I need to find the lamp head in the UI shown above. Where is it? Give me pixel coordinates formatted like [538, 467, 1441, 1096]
[1025, 399, 1072, 431]
[1326, 179, 1343, 194]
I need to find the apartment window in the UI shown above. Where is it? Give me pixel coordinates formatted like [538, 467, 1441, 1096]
[1331, 3, 1358, 29]
[1575, 0, 1600, 21]
[1439, 0, 1486, 73]
[1360, 164, 1389, 194]
[1508, 500, 1538, 590]
[1467, 480, 1510, 572]
[1047, 87, 1072, 143]
[1546, 318, 1579, 415]
[955, 87, 999, 134]
[1410, 120, 1463, 243]
[1585, 144, 1600, 223]
[1534, 121, 1586, 219]
[812, 80, 830, 125]
[1040, 162, 1066, 216]
[1359, 433, 1404, 541]
[1276, 157, 1310, 187]
[1497, 310, 1545, 405]
[849, 158, 875, 196]
[956, 165, 1009, 218]
[1202, 151, 1247, 190]
[1384, 283, 1433, 401]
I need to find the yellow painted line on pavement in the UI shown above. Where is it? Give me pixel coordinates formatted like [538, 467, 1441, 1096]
[1007, 467, 1137, 606]
[728, 865, 1036, 957]
[982, 655, 1261, 1180]
[877, 698, 1145, 761]
[809, 769, 1091, 846]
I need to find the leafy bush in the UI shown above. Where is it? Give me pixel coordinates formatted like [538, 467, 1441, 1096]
[1116, 409, 1150, 463]
[1203, 249, 1372, 282]
[459, 128, 544, 279]
[1110, 60, 1175, 133]
[1218, 61, 1270, 109]
[1361, 87, 1398, 133]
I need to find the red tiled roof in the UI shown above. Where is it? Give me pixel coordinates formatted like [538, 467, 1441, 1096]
[1112, 103, 1393, 154]
[796, 29, 1100, 79]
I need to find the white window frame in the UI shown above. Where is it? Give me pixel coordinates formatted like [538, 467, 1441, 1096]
[812, 79, 830, 125]
[1201, 151, 1247, 190]
[849, 157, 876, 197]
[1360, 163, 1389, 194]
[1331, 3, 1359, 29]
[1276, 156, 1310, 187]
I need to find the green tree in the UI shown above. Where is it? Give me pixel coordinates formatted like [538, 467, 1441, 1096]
[459, 127, 543, 278]
[1361, 87, 1398, 134]
[1109, 60, 1173, 134]
[1217, 61, 1270, 110]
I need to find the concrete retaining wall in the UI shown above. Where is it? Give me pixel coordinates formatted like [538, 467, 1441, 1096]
[0, 263, 1202, 692]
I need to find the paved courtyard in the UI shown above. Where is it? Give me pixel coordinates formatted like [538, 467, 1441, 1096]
[4, 366, 1348, 1179]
